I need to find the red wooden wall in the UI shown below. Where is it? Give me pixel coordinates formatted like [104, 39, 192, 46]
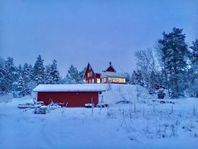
[37, 92, 99, 107]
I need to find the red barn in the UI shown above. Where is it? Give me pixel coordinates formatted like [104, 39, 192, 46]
[33, 84, 107, 107]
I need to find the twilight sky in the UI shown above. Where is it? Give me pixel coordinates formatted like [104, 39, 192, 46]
[0, 0, 197, 76]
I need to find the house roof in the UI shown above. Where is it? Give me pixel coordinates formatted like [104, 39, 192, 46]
[104, 62, 116, 72]
[84, 63, 100, 77]
[94, 73, 101, 78]
[101, 72, 127, 78]
[33, 84, 108, 92]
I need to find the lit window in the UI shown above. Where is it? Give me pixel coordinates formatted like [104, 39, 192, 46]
[97, 78, 100, 83]
[105, 77, 126, 83]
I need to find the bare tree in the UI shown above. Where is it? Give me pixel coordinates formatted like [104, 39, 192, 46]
[135, 48, 160, 93]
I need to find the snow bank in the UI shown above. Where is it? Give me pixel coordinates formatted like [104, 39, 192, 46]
[0, 94, 13, 103]
[102, 84, 153, 104]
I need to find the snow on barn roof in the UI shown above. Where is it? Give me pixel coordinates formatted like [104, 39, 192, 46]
[101, 72, 127, 78]
[33, 84, 108, 92]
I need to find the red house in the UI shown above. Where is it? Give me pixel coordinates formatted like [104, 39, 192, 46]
[84, 62, 127, 84]
[33, 84, 107, 107]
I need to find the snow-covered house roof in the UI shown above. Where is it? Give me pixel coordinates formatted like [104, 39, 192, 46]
[33, 84, 108, 92]
[101, 72, 127, 78]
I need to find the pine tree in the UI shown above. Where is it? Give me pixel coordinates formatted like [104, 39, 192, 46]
[78, 67, 86, 83]
[22, 63, 34, 94]
[65, 65, 85, 84]
[66, 65, 79, 83]
[158, 27, 188, 98]
[188, 39, 198, 97]
[3, 57, 18, 93]
[131, 70, 144, 86]
[13, 75, 26, 98]
[190, 39, 198, 73]
[33, 55, 45, 85]
[0, 57, 6, 94]
[50, 60, 60, 84]
[44, 65, 52, 84]
[148, 71, 162, 94]
[45, 60, 60, 84]
[131, 71, 136, 85]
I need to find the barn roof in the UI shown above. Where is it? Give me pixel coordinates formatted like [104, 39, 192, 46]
[33, 84, 108, 92]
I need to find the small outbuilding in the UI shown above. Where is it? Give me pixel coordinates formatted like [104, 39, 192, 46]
[33, 84, 107, 107]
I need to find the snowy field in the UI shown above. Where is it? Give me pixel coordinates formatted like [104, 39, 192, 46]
[0, 84, 198, 149]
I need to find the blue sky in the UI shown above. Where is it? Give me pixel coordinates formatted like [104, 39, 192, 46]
[0, 0, 197, 76]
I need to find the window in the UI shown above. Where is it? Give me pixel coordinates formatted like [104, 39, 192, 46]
[90, 71, 93, 77]
[105, 77, 126, 83]
[102, 78, 107, 83]
[97, 78, 101, 83]
[87, 71, 93, 78]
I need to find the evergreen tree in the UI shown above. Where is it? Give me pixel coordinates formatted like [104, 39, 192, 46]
[3, 57, 18, 93]
[22, 63, 34, 94]
[148, 71, 162, 94]
[33, 55, 45, 85]
[190, 39, 198, 73]
[13, 64, 33, 97]
[66, 65, 80, 83]
[50, 60, 60, 83]
[66, 65, 85, 83]
[0, 58, 6, 94]
[188, 39, 198, 97]
[12, 75, 26, 97]
[12, 65, 22, 95]
[78, 67, 86, 83]
[23, 63, 33, 84]
[44, 65, 52, 84]
[131, 70, 144, 86]
[158, 27, 188, 98]
[45, 60, 60, 84]
[131, 71, 136, 85]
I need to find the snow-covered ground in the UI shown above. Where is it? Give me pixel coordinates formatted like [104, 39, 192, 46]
[0, 84, 198, 149]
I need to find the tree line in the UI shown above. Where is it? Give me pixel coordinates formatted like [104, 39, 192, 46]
[131, 27, 198, 98]
[0, 55, 85, 97]
[1, 27, 197, 99]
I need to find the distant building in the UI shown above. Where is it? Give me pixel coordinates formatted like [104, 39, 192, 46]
[84, 62, 127, 84]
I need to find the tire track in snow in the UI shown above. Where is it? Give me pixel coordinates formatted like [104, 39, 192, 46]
[40, 118, 55, 149]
